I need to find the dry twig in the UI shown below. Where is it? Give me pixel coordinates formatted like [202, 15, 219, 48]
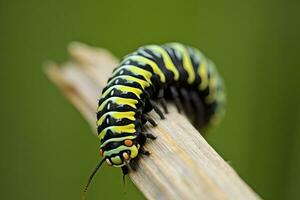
[44, 42, 261, 200]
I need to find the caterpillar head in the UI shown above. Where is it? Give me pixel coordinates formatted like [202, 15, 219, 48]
[99, 137, 140, 167]
[82, 137, 140, 200]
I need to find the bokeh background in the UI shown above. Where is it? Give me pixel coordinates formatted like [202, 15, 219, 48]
[1, 0, 299, 199]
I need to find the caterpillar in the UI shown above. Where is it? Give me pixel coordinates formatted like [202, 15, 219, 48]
[82, 43, 226, 199]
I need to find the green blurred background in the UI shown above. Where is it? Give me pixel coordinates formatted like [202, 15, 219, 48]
[1, 0, 299, 199]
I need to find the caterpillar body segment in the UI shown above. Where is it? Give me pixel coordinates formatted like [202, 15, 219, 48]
[82, 43, 226, 198]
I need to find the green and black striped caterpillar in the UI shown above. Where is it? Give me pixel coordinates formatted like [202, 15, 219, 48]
[83, 43, 225, 198]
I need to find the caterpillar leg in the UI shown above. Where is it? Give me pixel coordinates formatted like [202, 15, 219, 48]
[179, 88, 193, 119]
[128, 150, 150, 171]
[142, 114, 157, 127]
[170, 86, 183, 113]
[190, 91, 205, 129]
[158, 89, 168, 114]
[121, 133, 156, 174]
[144, 132, 157, 140]
[139, 147, 150, 155]
[137, 133, 155, 155]
[120, 131, 152, 175]
[129, 158, 139, 171]
[121, 165, 129, 176]
[150, 99, 165, 119]
[136, 131, 156, 144]
[128, 146, 151, 171]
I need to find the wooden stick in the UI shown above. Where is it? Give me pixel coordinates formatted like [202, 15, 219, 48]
[44, 42, 261, 200]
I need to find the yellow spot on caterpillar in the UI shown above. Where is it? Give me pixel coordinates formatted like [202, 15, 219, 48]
[130, 145, 139, 158]
[111, 156, 122, 165]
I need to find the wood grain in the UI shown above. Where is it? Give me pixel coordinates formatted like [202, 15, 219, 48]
[44, 42, 261, 200]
